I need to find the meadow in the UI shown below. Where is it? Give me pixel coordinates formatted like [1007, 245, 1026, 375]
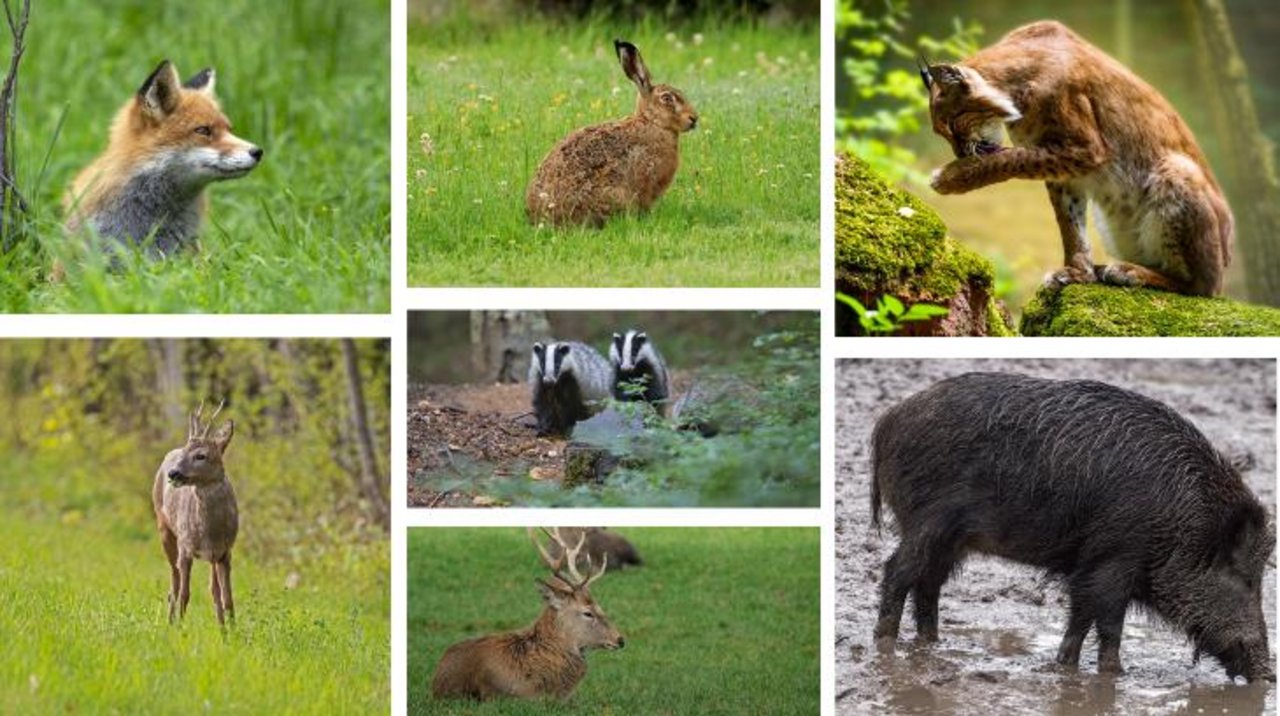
[0, 0, 389, 313]
[407, 14, 819, 287]
[0, 339, 390, 712]
[407, 528, 820, 715]
[0, 513, 389, 713]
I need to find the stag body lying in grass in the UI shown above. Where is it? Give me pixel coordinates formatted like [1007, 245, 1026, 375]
[151, 401, 238, 626]
[431, 528, 625, 701]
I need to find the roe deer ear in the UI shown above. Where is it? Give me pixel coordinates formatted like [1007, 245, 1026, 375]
[614, 40, 652, 95]
[213, 420, 235, 453]
[139, 60, 182, 119]
[183, 67, 217, 96]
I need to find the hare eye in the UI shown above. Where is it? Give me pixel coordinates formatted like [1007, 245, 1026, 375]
[661, 94, 675, 107]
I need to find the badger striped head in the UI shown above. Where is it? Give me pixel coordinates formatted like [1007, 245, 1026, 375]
[531, 342, 574, 385]
[610, 329, 651, 372]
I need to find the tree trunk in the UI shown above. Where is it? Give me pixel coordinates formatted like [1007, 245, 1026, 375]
[469, 311, 551, 383]
[1184, 0, 1280, 305]
[0, 0, 30, 251]
[148, 339, 186, 430]
[341, 338, 389, 530]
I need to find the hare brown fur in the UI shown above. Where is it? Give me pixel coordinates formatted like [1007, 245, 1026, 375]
[526, 40, 698, 228]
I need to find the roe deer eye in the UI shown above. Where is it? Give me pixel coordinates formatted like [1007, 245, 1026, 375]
[194, 126, 212, 137]
[195, 453, 207, 461]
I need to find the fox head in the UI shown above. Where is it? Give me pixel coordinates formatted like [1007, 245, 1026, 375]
[122, 60, 263, 186]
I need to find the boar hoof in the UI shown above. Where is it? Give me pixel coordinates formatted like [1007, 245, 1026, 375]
[1097, 657, 1124, 676]
[874, 635, 897, 654]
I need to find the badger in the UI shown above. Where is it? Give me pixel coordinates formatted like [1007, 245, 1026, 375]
[529, 341, 614, 437]
[609, 329, 671, 416]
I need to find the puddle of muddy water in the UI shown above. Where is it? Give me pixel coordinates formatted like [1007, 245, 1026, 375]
[835, 360, 1277, 716]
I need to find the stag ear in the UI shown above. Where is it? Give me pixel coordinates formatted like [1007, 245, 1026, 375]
[536, 577, 574, 608]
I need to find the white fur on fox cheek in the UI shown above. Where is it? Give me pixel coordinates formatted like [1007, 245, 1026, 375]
[181, 146, 257, 176]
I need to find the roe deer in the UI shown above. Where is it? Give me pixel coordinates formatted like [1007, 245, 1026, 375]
[151, 401, 238, 626]
[431, 528, 626, 700]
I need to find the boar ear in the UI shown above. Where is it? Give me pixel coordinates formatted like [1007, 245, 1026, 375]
[183, 67, 216, 96]
[139, 60, 181, 119]
[1217, 504, 1268, 567]
[213, 419, 235, 453]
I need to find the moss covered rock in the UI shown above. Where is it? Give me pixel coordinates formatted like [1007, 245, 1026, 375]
[835, 153, 1012, 336]
[1021, 283, 1280, 336]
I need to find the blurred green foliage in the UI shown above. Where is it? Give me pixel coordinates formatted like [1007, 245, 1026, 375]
[836, 0, 981, 182]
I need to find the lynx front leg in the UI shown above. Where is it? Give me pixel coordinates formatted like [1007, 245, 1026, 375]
[931, 146, 1106, 195]
[1043, 182, 1097, 288]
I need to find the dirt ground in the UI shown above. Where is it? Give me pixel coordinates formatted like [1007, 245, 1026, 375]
[407, 383, 560, 507]
[408, 374, 695, 507]
[835, 359, 1277, 715]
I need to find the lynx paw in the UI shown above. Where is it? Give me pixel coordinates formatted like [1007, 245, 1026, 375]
[1042, 265, 1098, 290]
[1097, 264, 1142, 287]
[929, 167, 958, 194]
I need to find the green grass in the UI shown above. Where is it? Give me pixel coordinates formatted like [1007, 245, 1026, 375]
[408, 528, 819, 715]
[0, 0, 388, 313]
[407, 17, 819, 287]
[0, 513, 389, 713]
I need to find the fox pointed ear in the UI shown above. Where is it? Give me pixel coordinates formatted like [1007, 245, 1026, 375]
[614, 39, 652, 95]
[139, 60, 181, 119]
[213, 419, 234, 453]
[183, 67, 216, 96]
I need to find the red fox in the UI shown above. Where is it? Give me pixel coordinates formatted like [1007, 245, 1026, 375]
[64, 60, 263, 256]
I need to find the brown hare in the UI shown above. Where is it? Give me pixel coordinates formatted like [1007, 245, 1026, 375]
[526, 40, 699, 228]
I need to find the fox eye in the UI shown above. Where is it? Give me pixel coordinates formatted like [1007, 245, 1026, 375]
[195, 453, 207, 461]
[194, 126, 212, 137]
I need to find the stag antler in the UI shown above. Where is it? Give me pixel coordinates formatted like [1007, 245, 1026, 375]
[528, 527, 606, 588]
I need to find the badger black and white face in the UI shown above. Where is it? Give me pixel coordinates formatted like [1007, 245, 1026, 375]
[610, 329, 653, 372]
[530, 341, 575, 385]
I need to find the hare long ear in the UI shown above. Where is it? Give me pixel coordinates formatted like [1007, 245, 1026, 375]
[614, 40, 652, 95]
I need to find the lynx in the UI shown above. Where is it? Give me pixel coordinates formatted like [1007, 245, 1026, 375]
[921, 21, 1232, 296]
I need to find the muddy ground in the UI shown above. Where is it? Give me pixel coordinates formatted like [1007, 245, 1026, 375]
[835, 359, 1277, 715]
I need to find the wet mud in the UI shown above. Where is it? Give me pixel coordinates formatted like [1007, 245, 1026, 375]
[835, 359, 1277, 715]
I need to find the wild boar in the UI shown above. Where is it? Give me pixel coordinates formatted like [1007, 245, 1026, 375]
[870, 372, 1274, 681]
